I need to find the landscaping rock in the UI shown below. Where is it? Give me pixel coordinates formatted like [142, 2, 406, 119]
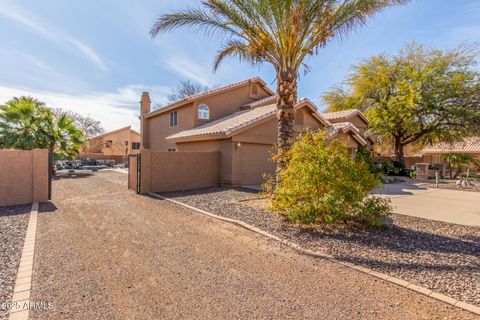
[160, 187, 480, 308]
[0, 205, 30, 319]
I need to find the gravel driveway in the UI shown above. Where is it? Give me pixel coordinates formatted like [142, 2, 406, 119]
[0, 205, 30, 320]
[160, 187, 480, 308]
[30, 172, 478, 319]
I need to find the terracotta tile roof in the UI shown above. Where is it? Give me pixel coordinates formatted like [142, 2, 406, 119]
[327, 122, 367, 146]
[323, 109, 369, 124]
[166, 104, 277, 141]
[166, 99, 366, 145]
[144, 77, 274, 119]
[243, 96, 276, 108]
[89, 126, 134, 140]
[422, 137, 480, 154]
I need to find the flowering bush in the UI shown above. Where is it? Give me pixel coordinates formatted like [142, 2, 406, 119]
[269, 131, 391, 226]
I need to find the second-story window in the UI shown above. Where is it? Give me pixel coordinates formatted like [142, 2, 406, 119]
[197, 104, 209, 120]
[131, 142, 140, 150]
[170, 111, 178, 127]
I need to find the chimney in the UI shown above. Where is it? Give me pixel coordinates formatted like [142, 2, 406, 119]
[140, 92, 151, 115]
[140, 92, 151, 149]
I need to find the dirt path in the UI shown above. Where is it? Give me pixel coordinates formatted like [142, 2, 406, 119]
[30, 172, 478, 319]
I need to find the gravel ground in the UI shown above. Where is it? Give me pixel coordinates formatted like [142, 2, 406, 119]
[0, 205, 30, 320]
[29, 171, 478, 319]
[160, 187, 480, 308]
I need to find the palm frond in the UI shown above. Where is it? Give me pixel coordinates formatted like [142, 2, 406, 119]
[150, 9, 242, 39]
[214, 39, 262, 71]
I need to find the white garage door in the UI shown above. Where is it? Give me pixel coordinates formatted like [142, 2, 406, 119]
[240, 143, 276, 185]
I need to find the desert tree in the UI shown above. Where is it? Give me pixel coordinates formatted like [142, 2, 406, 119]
[168, 80, 209, 102]
[323, 43, 480, 167]
[51, 109, 104, 139]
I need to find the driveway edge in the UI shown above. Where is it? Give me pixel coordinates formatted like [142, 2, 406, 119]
[8, 202, 39, 320]
[148, 192, 480, 316]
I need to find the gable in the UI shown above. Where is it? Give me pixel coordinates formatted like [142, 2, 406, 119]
[144, 77, 273, 120]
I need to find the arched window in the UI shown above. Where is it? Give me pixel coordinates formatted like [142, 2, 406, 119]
[198, 104, 209, 120]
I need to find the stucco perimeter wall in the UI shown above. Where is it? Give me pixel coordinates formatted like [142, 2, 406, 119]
[0, 149, 49, 206]
[140, 150, 220, 193]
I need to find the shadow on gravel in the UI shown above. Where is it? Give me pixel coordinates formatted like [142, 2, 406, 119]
[294, 225, 480, 257]
[0, 205, 31, 217]
[39, 202, 58, 213]
[53, 173, 94, 180]
[337, 255, 480, 273]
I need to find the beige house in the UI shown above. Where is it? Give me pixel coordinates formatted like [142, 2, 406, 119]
[81, 126, 140, 163]
[422, 137, 480, 164]
[139, 77, 371, 186]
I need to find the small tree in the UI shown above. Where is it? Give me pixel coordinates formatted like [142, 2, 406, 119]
[167, 80, 209, 103]
[270, 131, 391, 227]
[323, 43, 480, 168]
[442, 153, 474, 179]
[51, 109, 104, 139]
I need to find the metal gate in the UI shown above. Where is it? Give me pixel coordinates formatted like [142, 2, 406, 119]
[48, 151, 53, 200]
[128, 154, 141, 193]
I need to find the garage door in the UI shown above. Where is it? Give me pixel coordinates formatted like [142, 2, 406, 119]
[240, 143, 276, 185]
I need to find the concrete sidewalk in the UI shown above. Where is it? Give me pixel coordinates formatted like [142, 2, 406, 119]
[374, 184, 480, 227]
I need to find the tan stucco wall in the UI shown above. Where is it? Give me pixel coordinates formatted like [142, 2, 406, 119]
[347, 116, 368, 134]
[143, 83, 272, 151]
[146, 104, 195, 151]
[0, 149, 49, 206]
[191, 84, 271, 128]
[140, 149, 220, 193]
[238, 143, 276, 185]
[175, 140, 235, 184]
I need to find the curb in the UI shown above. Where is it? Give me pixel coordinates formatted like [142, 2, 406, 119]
[8, 202, 39, 320]
[148, 192, 480, 316]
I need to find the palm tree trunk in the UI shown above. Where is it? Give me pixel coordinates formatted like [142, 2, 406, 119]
[454, 167, 462, 179]
[275, 69, 297, 185]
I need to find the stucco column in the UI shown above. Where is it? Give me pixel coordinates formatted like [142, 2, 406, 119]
[415, 163, 429, 180]
[140, 92, 151, 149]
[32, 149, 49, 202]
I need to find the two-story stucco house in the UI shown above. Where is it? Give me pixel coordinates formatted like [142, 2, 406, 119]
[81, 126, 140, 163]
[139, 77, 371, 185]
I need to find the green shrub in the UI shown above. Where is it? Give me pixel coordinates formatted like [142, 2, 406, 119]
[269, 130, 391, 227]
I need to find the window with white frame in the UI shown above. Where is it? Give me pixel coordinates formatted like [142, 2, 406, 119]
[170, 111, 178, 127]
[197, 104, 209, 120]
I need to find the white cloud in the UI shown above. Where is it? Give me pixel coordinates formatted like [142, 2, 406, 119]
[0, 84, 171, 132]
[0, 1, 107, 72]
[163, 54, 211, 86]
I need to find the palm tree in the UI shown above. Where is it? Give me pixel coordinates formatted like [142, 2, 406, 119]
[0, 96, 51, 149]
[0, 96, 85, 159]
[151, 0, 408, 175]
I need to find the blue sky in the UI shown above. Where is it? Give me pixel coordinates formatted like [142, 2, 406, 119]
[1, 0, 479, 131]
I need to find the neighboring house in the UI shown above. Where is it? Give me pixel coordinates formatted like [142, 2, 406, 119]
[422, 137, 480, 164]
[81, 126, 140, 163]
[139, 77, 372, 185]
[322, 109, 376, 150]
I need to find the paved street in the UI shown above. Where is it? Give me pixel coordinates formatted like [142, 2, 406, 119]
[375, 183, 480, 227]
[30, 171, 478, 319]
